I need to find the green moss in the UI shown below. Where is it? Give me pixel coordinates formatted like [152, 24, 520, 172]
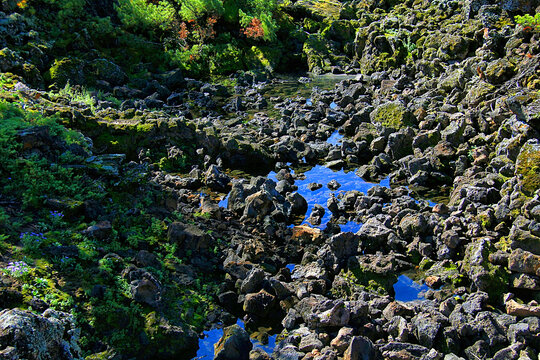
[321, 19, 357, 43]
[360, 50, 405, 74]
[303, 34, 332, 73]
[348, 266, 397, 296]
[48, 57, 86, 87]
[516, 142, 540, 196]
[245, 46, 282, 72]
[370, 101, 415, 129]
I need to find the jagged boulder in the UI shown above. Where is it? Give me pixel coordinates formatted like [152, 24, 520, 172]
[0, 308, 82, 360]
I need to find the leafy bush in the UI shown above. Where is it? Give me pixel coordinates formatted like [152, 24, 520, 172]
[116, 0, 176, 35]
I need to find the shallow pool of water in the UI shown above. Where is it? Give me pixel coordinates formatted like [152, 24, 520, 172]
[393, 275, 429, 302]
[193, 319, 278, 359]
[326, 131, 343, 145]
[286, 264, 296, 272]
[337, 220, 363, 233]
[220, 165, 389, 229]
[281, 165, 389, 228]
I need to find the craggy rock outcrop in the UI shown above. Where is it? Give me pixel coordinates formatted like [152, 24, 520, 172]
[0, 309, 82, 360]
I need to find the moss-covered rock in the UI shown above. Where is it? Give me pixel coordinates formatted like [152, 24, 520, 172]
[425, 260, 464, 288]
[464, 81, 495, 106]
[245, 46, 282, 73]
[347, 255, 399, 295]
[484, 58, 515, 85]
[370, 101, 415, 130]
[303, 34, 332, 73]
[0, 47, 22, 72]
[439, 68, 466, 92]
[142, 312, 198, 359]
[88, 59, 126, 86]
[515, 139, 540, 196]
[214, 324, 252, 360]
[48, 57, 86, 87]
[321, 19, 357, 43]
[437, 34, 470, 61]
[461, 238, 510, 303]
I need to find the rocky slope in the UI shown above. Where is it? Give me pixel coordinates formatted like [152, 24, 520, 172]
[1, 0, 540, 359]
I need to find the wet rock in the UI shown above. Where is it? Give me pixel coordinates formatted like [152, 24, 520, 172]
[287, 192, 308, 217]
[291, 225, 324, 246]
[308, 183, 323, 191]
[327, 179, 341, 191]
[307, 204, 325, 226]
[214, 324, 252, 360]
[0, 308, 82, 360]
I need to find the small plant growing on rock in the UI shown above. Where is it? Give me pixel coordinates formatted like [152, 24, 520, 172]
[515, 13, 540, 32]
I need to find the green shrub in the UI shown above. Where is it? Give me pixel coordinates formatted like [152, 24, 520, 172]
[515, 13, 540, 32]
[116, 0, 176, 35]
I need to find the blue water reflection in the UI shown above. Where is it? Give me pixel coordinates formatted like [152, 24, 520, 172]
[393, 275, 429, 302]
[193, 319, 278, 359]
[327, 131, 344, 145]
[292, 166, 389, 227]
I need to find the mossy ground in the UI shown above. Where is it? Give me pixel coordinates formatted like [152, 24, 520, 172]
[0, 95, 219, 357]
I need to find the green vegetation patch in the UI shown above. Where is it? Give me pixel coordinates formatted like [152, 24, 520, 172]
[370, 101, 415, 130]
